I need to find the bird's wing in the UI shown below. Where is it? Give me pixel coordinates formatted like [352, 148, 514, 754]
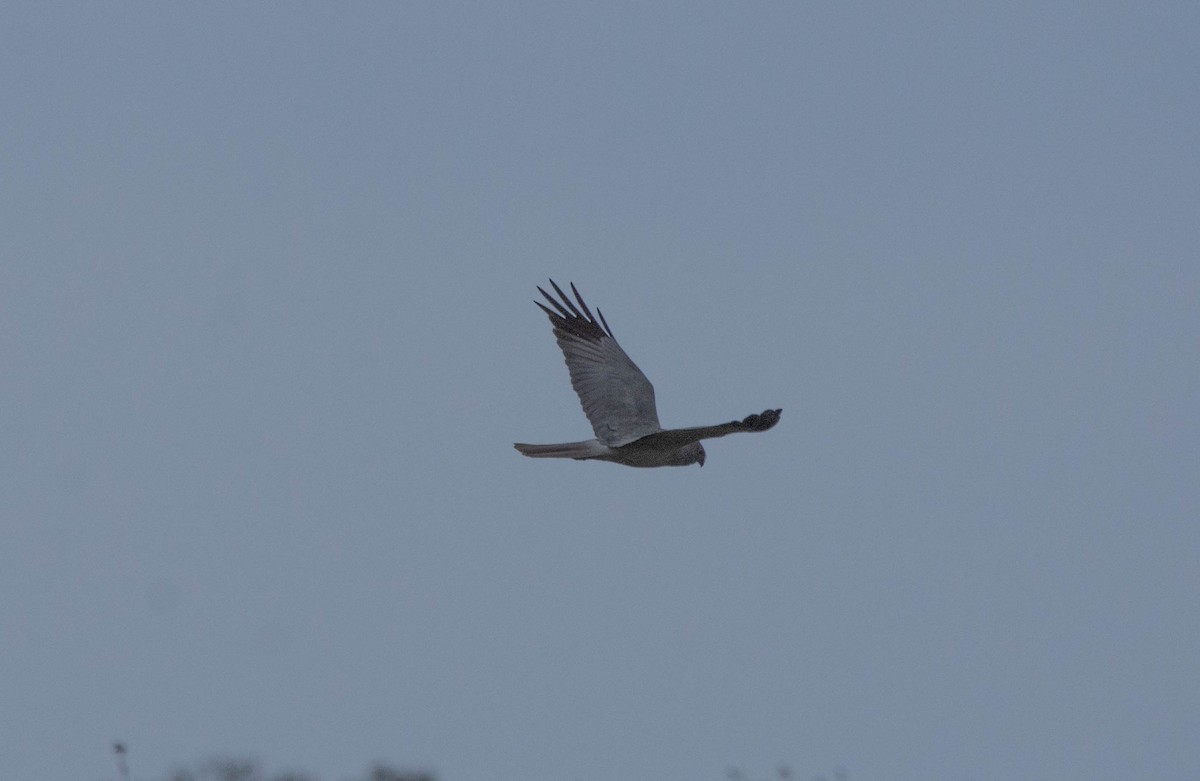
[535, 280, 662, 446]
[628, 409, 782, 450]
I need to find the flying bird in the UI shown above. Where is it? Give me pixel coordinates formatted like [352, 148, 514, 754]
[514, 280, 781, 467]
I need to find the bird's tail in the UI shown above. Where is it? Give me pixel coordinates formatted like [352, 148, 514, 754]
[513, 439, 610, 460]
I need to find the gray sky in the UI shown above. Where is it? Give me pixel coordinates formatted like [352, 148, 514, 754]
[3, 3, 1198, 781]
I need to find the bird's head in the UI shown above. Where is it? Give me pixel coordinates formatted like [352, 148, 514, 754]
[665, 442, 705, 467]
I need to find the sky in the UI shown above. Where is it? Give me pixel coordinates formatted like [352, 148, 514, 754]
[2, 3, 1198, 781]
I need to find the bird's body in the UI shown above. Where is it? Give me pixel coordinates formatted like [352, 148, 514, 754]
[513, 436, 706, 467]
[514, 280, 780, 468]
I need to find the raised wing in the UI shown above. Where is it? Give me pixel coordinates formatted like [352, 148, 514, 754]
[535, 280, 662, 446]
[628, 409, 782, 450]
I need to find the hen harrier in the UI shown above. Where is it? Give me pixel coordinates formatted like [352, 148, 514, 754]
[514, 280, 781, 467]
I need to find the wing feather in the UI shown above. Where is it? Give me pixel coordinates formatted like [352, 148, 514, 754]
[535, 280, 661, 446]
[630, 409, 783, 450]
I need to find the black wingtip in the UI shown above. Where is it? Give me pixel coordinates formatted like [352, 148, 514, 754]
[738, 408, 782, 432]
[531, 279, 614, 343]
[547, 279, 583, 319]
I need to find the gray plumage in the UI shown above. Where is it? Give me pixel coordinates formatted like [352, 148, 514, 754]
[514, 280, 781, 467]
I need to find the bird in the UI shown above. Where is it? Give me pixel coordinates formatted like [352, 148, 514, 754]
[514, 279, 781, 467]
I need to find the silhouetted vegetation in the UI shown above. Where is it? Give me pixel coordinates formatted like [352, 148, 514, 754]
[112, 743, 434, 781]
[726, 764, 847, 781]
[114, 740, 839, 781]
[162, 759, 433, 781]
[164, 760, 433, 781]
